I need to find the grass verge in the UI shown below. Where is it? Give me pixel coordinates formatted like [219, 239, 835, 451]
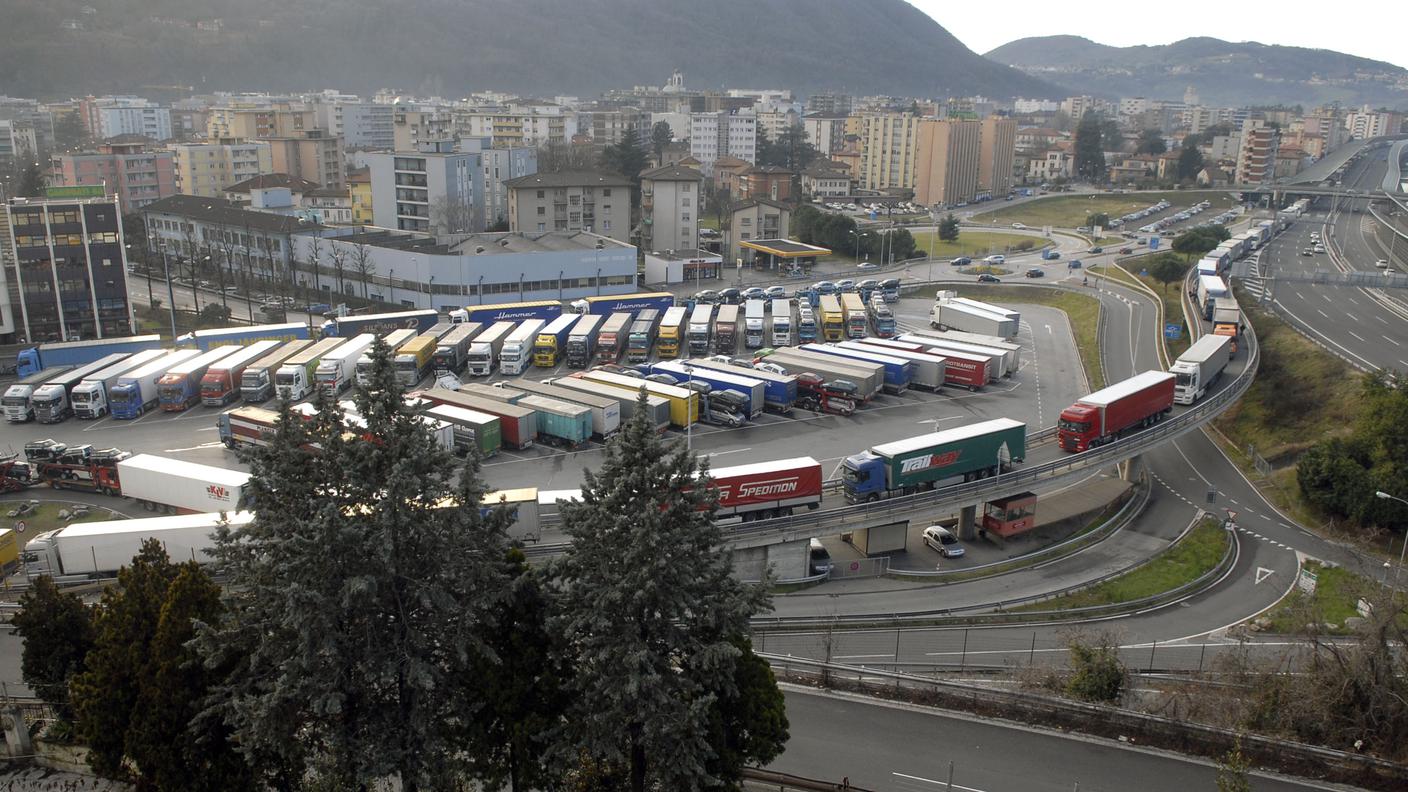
[958, 265, 1011, 276]
[910, 230, 1049, 260]
[1260, 561, 1369, 634]
[2, 500, 123, 537]
[946, 285, 1104, 391]
[977, 190, 1239, 229]
[1013, 517, 1228, 611]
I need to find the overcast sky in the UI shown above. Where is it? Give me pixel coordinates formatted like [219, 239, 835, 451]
[911, 1, 1408, 70]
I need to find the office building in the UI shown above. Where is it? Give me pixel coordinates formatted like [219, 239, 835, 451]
[640, 164, 703, 252]
[689, 111, 757, 176]
[171, 139, 274, 197]
[2, 195, 134, 343]
[504, 170, 630, 243]
[914, 119, 980, 206]
[978, 117, 1017, 196]
[49, 139, 177, 213]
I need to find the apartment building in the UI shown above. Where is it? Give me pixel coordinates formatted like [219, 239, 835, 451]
[1345, 107, 1405, 139]
[914, 119, 981, 206]
[393, 109, 454, 151]
[367, 141, 486, 235]
[80, 96, 172, 141]
[801, 161, 852, 198]
[805, 93, 853, 116]
[455, 107, 580, 148]
[737, 166, 795, 202]
[171, 139, 273, 197]
[726, 199, 791, 265]
[207, 103, 318, 139]
[479, 144, 539, 229]
[1234, 121, 1280, 185]
[49, 140, 177, 213]
[2, 195, 133, 343]
[266, 130, 345, 189]
[640, 164, 703, 252]
[857, 113, 924, 192]
[348, 168, 373, 224]
[504, 170, 631, 243]
[689, 111, 757, 176]
[978, 117, 1017, 197]
[802, 114, 847, 155]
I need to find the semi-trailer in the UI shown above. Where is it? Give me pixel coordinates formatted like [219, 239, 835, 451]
[465, 321, 516, 376]
[3, 367, 75, 423]
[176, 322, 309, 350]
[1197, 275, 1229, 320]
[687, 304, 715, 355]
[577, 370, 698, 427]
[217, 406, 282, 449]
[392, 332, 443, 386]
[421, 403, 502, 457]
[452, 300, 562, 325]
[117, 454, 252, 513]
[945, 296, 1020, 328]
[928, 301, 1016, 338]
[758, 348, 883, 401]
[858, 338, 988, 390]
[799, 343, 913, 394]
[679, 358, 796, 415]
[1211, 297, 1241, 355]
[595, 313, 633, 362]
[70, 350, 168, 419]
[321, 308, 440, 337]
[698, 457, 824, 521]
[1171, 334, 1232, 405]
[714, 304, 741, 354]
[109, 349, 202, 419]
[840, 292, 867, 338]
[315, 333, 376, 397]
[23, 511, 254, 579]
[276, 336, 348, 401]
[818, 294, 845, 341]
[626, 309, 661, 363]
[356, 328, 419, 388]
[570, 292, 674, 316]
[240, 340, 312, 403]
[648, 360, 766, 418]
[431, 323, 482, 375]
[1058, 370, 1175, 452]
[413, 389, 538, 449]
[533, 314, 580, 368]
[655, 307, 688, 359]
[895, 331, 1008, 380]
[911, 329, 1021, 372]
[14, 334, 162, 378]
[841, 418, 1028, 503]
[499, 319, 546, 376]
[199, 340, 280, 407]
[504, 379, 622, 438]
[564, 314, 604, 368]
[518, 395, 593, 447]
[546, 376, 671, 433]
[867, 299, 896, 337]
[30, 355, 130, 423]
[770, 299, 793, 346]
[744, 299, 767, 348]
[157, 346, 244, 411]
[836, 340, 944, 391]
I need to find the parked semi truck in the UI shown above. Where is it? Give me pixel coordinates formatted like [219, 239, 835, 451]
[570, 292, 674, 316]
[842, 418, 1028, 503]
[453, 300, 561, 325]
[24, 511, 254, 579]
[1211, 297, 1241, 355]
[714, 304, 741, 354]
[595, 313, 633, 363]
[355, 328, 419, 388]
[649, 360, 766, 418]
[393, 332, 443, 386]
[578, 370, 698, 427]
[432, 323, 482, 375]
[110, 349, 202, 419]
[770, 299, 793, 346]
[199, 340, 280, 407]
[506, 379, 622, 438]
[626, 309, 661, 363]
[218, 406, 283, 449]
[564, 314, 604, 368]
[14, 334, 162, 378]
[655, 307, 688, 359]
[915, 329, 1021, 371]
[158, 346, 242, 411]
[1171, 334, 1232, 405]
[818, 294, 845, 341]
[799, 343, 912, 394]
[177, 322, 308, 350]
[465, 321, 516, 376]
[696, 457, 824, 521]
[744, 299, 767, 348]
[758, 348, 883, 401]
[240, 340, 311, 403]
[840, 293, 867, 338]
[533, 314, 580, 368]
[683, 358, 796, 414]
[3, 367, 75, 422]
[499, 319, 546, 376]
[117, 454, 251, 513]
[321, 308, 439, 337]
[70, 350, 168, 419]
[276, 337, 348, 401]
[929, 300, 1015, 338]
[316, 334, 376, 397]
[945, 297, 1020, 334]
[30, 354, 131, 423]
[1197, 275, 1229, 321]
[687, 304, 715, 355]
[1058, 371, 1175, 452]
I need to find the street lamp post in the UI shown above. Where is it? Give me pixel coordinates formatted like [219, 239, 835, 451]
[160, 248, 178, 339]
[389, 269, 396, 305]
[428, 275, 435, 310]
[683, 363, 694, 453]
[1374, 491, 1408, 589]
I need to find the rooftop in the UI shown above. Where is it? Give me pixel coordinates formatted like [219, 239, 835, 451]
[225, 173, 321, 194]
[739, 238, 830, 258]
[639, 163, 702, 181]
[645, 248, 721, 261]
[503, 170, 631, 189]
[140, 194, 322, 234]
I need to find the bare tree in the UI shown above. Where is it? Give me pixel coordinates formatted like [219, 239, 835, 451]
[307, 235, 324, 296]
[259, 235, 284, 302]
[351, 242, 375, 300]
[431, 194, 476, 236]
[330, 247, 348, 297]
[180, 224, 202, 313]
[537, 140, 600, 173]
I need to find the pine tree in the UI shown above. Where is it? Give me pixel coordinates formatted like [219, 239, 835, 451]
[16, 162, 45, 197]
[938, 213, 961, 242]
[551, 392, 778, 792]
[70, 539, 181, 780]
[11, 576, 94, 719]
[197, 338, 513, 791]
[1074, 112, 1108, 183]
[704, 638, 789, 784]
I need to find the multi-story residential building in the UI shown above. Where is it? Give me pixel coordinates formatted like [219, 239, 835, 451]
[805, 93, 853, 116]
[170, 139, 273, 197]
[914, 119, 981, 206]
[0, 120, 37, 164]
[712, 156, 753, 195]
[339, 103, 396, 150]
[479, 144, 539, 229]
[755, 109, 800, 142]
[802, 114, 847, 155]
[737, 166, 795, 203]
[978, 116, 1017, 197]
[49, 140, 177, 213]
[367, 141, 486, 235]
[504, 170, 631, 243]
[1204, 134, 1241, 162]
[726, 198, 791, 265]
[571, 105, 647, 147]
[801, 161, 852, 198]
[2, 195, 133, 343]
[640, 164, 703, 253]
[348, 167, 373, 224]
[1345, 106, 1405, 139]
[168, 99, 209, 142]
[857, 113, 924, 192]
[223, 174, 321, 206]
[207, 103, 318, 140]
[1027, 149, 1073, 183]
[266, 130, 345, 189]
[80, 96, 172, 141]
[1013, 98, 1061, 114]
[1235, 121, 1279, 185]
[455, 106, 581, 149]
[1061, 96, 1098, 120]
[393, 109, 454, 151]
[689, 110, 757, 176]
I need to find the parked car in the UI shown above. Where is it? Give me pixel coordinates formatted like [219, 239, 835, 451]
[764, 285, 788, 299]
[693, 289, 721, 304]
[719, 287, 743, 304]
[976, 274, 1001, 284]
[742, 287, 768, 301]
[1024, 268, 1044, 278]
[836, 279, 857, 292]
[922, 525, 965, 558]
[813, 281, 838, 295]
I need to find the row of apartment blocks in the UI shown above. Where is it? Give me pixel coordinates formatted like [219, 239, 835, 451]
[846, 114, 1017, 206]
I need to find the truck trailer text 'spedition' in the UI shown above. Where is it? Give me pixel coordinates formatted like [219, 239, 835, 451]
[1058, 371, 1175, 452]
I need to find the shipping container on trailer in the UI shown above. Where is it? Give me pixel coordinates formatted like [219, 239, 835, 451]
[548, 376, 671, 433]
[412, 389, 538, 449]
[177, 322, 309, 350]
[199, 340, 281, 407]
[680, 358, 796, 414]
[431, 322, 483, 374]
[798, 343, 913, 394]
[465, 321, 516, 376]
[578, 370, 698, 427]
[70, 349, 169, 419]
[241, 340, 312, 403]
[508, 379, 622, 438]
[842, 418, 1027, 503]
[518, 395, 593, 446]
[1058, 371, 1175, 452]
[423, 403, 502, 458]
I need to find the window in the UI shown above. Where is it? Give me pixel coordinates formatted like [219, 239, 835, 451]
[682, 197, 690, 207]
[536, 190, 545, 199]
[602, 220, 612, 231]
[682, 213, 690, 222]
[602, 188, 612, 197]
[537, 206, 545, 215]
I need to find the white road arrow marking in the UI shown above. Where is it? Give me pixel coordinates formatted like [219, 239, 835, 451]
[1255, 567, 1275, 585]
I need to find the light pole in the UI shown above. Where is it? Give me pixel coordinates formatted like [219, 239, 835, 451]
[683, 363, 694, 453]
[160, 248, 178, 339]
[389, 269, 396, 305]
[1374, 490, 1408, 589]
[428, 275, 435, 310]
[558, 269, 564, 302]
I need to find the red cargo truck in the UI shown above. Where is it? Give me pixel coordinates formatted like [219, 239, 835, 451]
[412, 389, 538, 450]
[1057, 371, 1175, 453]
[688, 456, 824, 521]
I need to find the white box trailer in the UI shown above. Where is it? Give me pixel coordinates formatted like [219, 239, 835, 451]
[24, 510, 254, 579]
[835, 340, 944, 390]
[117, 454, 251, 514]
[909, 329, 1022, 371]
[942, 296, 1020, 333]
[896, 334, 1009, 380]
[70, 348, 169, 419]
[928, 301, 1017, 338]
[548, 376, 672, 433]
[1171, 334, 1232, 405]
[466, 321, 516, 376]
[761, 348, 883, 400]
[315, 333, 376, 396]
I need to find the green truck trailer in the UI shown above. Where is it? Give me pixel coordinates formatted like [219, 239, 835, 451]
[841, 417, 1027, 503]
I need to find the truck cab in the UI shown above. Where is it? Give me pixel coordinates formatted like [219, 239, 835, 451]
[1057, 405, 1102, 453]
[840, 452, 887, 502]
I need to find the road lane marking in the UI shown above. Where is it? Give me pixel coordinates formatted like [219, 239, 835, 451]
[702, 448, 752, 458]
[163, 442, 225, 453]
[1348, 330, 1366, 342]
[1316, 309, 1329, 319]
[892, 772, 987, 792]
[1386, 336, 1401, 346]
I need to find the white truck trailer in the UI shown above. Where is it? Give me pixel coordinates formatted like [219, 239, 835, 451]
[117, 454, 252, 514]
[24, 511, 253, 579]
[1171, 333, 1232, 405]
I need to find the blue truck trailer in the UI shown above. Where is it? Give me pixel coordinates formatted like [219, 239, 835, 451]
[15, 335, 162, 378]
[176, 322, 309, 351]
[571, 292, 675, 316]
[648, 360, 766, 418]
[679, 358, 796, 414]
[320, 309, 440, 337]
[454, 301, 563, 325]
[799, 343, 914, 394]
